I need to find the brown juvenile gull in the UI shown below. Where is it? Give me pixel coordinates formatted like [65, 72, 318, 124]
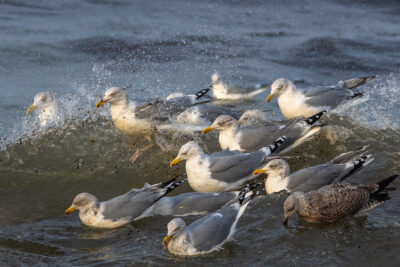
[170, 136, 286, 192]
[283, 175, 398, 224]
[202, 110, 326, 153]
[266, 76, 376, 119]
[162, 183, 260, 255]
[253, 147, 374, 194]
[64, 177, 186, 228]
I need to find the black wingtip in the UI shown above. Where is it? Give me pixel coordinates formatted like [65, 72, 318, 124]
[376, 175, 398, 193]
[195, 86, 212, 100]
[265, 136, 286, 154]
[238, 182, 264, 205]
[304, 110, 327, 125]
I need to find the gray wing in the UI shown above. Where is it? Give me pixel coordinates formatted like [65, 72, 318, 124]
[193, 104, 242, 121]
[187, 204, 240, 251]
[237, 126, 281, 152]
[287, 163, 350, 192]
[101, 186, 164, 221]
[208, 150, 267, 183]
[135, 97, 194, 121]
[303, 86, 354, 108]
[304, 184, 370, 219]
[154, 192, 237, 216]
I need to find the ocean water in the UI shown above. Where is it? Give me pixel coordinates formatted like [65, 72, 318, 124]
[1, 0, 400, 265]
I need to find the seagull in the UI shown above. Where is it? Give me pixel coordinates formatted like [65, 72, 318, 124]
[26, 91, 58, 126]
[163, 183, 260, 255]
[202, 110, 326, 153]
[283, 175, 398, 224]
[266, 76, 376, 119]
[211, 73, 266, 101]
[64, 176, 186, 228]
[253, 147, 374, 194]
[149, 191, 238, 217]
[169, 136, 286, 192]
[95, 86, 211, 135]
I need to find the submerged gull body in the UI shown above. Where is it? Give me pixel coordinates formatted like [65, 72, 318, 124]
[203, 110, 326, 153]
[64, 177, 186, 228]
[253, 148, 374, 194]
[170, 137, 286, 192]
[283, 175, 398, 224]
[266, 76, 376, 119]
[163, 185, 259, 255]
[211, 73, 266, 101]
[26, 91, 58, 126]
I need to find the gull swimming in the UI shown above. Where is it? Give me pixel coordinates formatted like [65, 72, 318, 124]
[253, 147, 374, 194]
[26, 91, 58, 126]
[283, 175, 398, 224]
[202, 110, 326, 153]
[170, 136, 286, 192]
[162, 184, 260, 255]
[95, 86, 211, 135]
[64, 177, 186, 228]
[149, 191, 238, 217]
[266, 76, 376, 119]
[211, 73, 266, 101]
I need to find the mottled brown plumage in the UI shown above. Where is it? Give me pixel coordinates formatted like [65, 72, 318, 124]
[283, 175, 398, 224]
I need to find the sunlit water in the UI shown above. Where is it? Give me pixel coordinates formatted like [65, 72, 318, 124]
[1, 0, 400, 265]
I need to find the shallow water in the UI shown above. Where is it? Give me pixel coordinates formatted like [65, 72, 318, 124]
[1, 0, 400, 265]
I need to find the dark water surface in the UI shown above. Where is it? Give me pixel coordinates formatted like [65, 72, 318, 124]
[1, 0, 400, 265]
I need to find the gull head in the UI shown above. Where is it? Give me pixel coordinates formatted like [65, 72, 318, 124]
[283, 192, 302, 225]
[238, 110, 268, 126]
[267, 78, 293, 103]
[170, 141, 203, 167]
[96, 87, 128, 108]
[253, 159, 290, 177]
[27, 91, 55, 114]
[163, 218, 186, 248]
[65, 193, 98, 216]
[202, 115, 237, 134]
[211, 73, 220, 84]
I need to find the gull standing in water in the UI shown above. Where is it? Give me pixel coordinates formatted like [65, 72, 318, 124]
[283, 175, 398, 224]
[64, 177, 186, 228]
[211, 73, 266, 101]
[253, 148, 374, 194]
[202, 110, 326, 153]
[170, 136, 286, 192]
[163, 184, 260, 255]
[266, 76, 376, 119]
[26, 91, 58, 126]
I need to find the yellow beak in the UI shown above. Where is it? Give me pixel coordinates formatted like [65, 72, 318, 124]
[96, 99, 106, 108]
[266, 94, 275, 103]
[163, 235, 171, 248]
[202, 126, 214, 134]
[26, 104, 37, 114]
[253, 168, 265, 175]
[170, 158, 180, 167]
[65, 206, 76, 216]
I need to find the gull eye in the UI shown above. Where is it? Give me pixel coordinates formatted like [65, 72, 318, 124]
[42, 97, 47, 102]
